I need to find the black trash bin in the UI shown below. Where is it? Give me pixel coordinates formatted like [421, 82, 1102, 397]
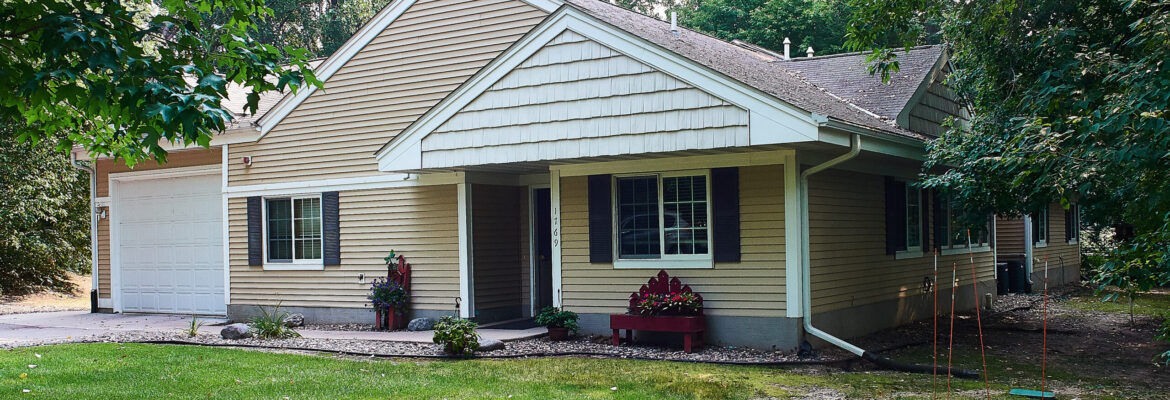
[996, 262, 1010, 295]
[1006, 261, 1027, 293]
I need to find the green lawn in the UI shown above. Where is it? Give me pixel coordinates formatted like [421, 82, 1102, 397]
[1063, 288, 1170, 318]
[1, 343, 1008, 399]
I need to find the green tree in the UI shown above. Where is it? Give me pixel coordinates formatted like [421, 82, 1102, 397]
[0, 121, 90, 295]
[319, 0, 394, 57]
[846, 0, 1170, 360]
[0, 0, 320, 165]
[615, 0, 922, 56]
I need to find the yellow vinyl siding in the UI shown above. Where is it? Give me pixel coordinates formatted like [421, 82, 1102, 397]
[227, 0, 547, 186]
[227, 185, 459, 310]
[808, 169, 995, 313]
[93, 147, 221, 300]
[996, 216, 1026, 257]
[471, 184, 526, 314]
[559, 164, 787, 318]
[1036, 202, 1081, 274]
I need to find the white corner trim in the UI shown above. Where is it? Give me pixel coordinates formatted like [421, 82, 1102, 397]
[222, 145, 231, 306]
[457, 182, 475, 318]
[549, 169, 563, 309]
[375, 7, 820, 172]
[255, 0, 418, 138]
[97, 298, 112, 308]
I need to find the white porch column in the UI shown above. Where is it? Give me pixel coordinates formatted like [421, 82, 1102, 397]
[550, 169, 563, 308]
[457, 182, 475, 318]
[783, 152, 803, 318]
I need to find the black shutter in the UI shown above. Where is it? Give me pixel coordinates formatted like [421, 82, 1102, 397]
[920, 189, 931, 251]
[1064, 208, 1072, 242]
[247, 196, 263, 266]
[988, 213, 996, 248]
[711, 167, 740, 262]
[933, 191, 947, 250]
[884, 177, 907, 255]
[587, 175, 612, 263]
[322, 191, 341, 266]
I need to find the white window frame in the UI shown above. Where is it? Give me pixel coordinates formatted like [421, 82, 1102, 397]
[262, 194, 325, 270]
[938, 195, 993, 256]
[612, 170, 714, 269]
[1066, 204, 1079, 245]
[1035, 207, 1050, 248]
[896, 183, 925, 259]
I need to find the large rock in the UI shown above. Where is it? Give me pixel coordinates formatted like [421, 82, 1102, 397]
[220, 323, 252, 340]
[407, 318, 435, 331]
[283, 313, 304, 328]
[477, 338, 505, 352]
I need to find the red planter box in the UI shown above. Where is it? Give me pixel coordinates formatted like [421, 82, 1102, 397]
[375, 307, 406, 330]
[610, 314, 706, 353]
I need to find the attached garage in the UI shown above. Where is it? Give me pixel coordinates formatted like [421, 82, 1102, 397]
[110, 166, 225, 315]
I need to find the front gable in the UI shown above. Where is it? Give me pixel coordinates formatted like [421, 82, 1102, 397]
[420, 30, 751, 169]
[377, 6, 821, 173]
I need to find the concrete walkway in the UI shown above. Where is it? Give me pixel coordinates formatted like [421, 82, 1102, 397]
[0, 311, 544, 347]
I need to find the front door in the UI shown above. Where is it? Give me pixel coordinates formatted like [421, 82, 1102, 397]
[533, 188, 553, 311]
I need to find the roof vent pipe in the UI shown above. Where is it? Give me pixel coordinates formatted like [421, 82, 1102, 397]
[806, 46, 815, 57]
[670, 11, 678, 34]
[783, 37, 791, 60]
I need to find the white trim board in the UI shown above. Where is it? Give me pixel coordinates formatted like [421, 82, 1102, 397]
[255, 0, 562, 139]
[375, 7, 821, 173]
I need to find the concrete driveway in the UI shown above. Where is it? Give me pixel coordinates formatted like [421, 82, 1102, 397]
[0, 311, 225, 347]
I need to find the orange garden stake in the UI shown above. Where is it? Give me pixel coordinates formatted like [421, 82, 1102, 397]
[947, 262, 957, 399]
[933, 249, 939, 399]
[1042, 255, 1049, 396]
[968, 230, 992, 400]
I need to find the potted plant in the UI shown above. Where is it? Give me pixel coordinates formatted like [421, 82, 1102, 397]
[535, 306, 579, 341]
[368, 278, 408, 330]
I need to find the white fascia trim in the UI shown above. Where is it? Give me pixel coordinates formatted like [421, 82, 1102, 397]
[255, 0, 418, 137]
[375, 7, 820, 172]
[225, 173, 416, 198]
[782, 151, 802, 318]
[523, 0, 562, 12]
[108, 164, 221, 181]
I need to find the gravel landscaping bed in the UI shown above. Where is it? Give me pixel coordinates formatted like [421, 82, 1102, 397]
[4, 329, 832, 364]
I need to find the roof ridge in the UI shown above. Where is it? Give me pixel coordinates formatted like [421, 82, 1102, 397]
[786, 44, 941, 62]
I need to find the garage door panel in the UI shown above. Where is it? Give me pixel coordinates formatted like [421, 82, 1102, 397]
[116, 172, 225, 315]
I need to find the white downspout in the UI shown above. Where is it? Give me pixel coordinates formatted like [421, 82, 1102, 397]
[1023, 215, 1034, 284]
[799, 134, 864, 355]
[70, 152, 98, 312]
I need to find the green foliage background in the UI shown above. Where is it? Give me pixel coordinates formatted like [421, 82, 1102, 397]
[0, 122, 90, 296]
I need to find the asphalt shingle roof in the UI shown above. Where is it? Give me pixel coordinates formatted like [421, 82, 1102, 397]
[784, 46, 944, 122]
[564, 0, 943, 140]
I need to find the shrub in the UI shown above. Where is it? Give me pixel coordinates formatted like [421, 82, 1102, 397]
[534, 307, 579, 332]
[251, 302, 301, 339]
[367, 278, 408, 312]
[432, 316, 479, 356]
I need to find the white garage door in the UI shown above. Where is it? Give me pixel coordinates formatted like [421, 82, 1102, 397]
[115, 171, 224, 315]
